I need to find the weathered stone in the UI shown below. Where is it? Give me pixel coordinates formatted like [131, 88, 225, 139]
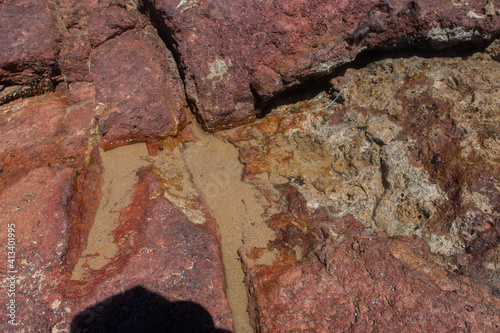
[140, 0, 500, 130]
[221, 100, 445, 237]
[0, 0, 59, 84]
[213, 50, 500, 331]
[58, 28, 93, 84]
[0, 84, 96, 187]
[65, 166, 233, 332]
[88, 3, 142, 49]
[56, 0, 96, 83]
[62, 82, 98, 160]
[57, 0, 145, 85]
[241, 188, 500, 332]
[0, 94, 66, 183]
[0, 157, 232, 332]
[0, 166, 76, 332]
[2, 1, 500, 332]
[336, 53, 500, 291]
[91, 26, 188, 150]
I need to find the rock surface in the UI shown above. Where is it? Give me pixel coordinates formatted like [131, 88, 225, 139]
[242, 194, 500, 332]
[1, 0, 500, 332]
[221, 52, 500, 332]
[0, 0, 59, 85]
[0, 87, 231, 331]
[140, 0, 500, 130]
[91, 26, 188, 150]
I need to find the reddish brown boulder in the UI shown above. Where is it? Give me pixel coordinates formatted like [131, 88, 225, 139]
[0, 84, 96, 187]
[140, 0, 500, 130]
[56, 0, 96, 84]
[242, 188, 500, 332]
[0, 0, 59, 84]
[57, 0, 188, 150]
[0, 94, 66, 182]
[88, 3, 142, 49]
[0, 167, 77, 332]
[57, 0, 146, 84]
[0, 162, 232, 332]
[91, 26, 188, 150]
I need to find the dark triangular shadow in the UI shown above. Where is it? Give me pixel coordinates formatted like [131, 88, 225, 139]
[70, 286, 232, 333]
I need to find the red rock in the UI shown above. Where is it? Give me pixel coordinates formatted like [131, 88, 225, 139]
[0, 167, 76, 332]
[66, 167, 233, 331]
[58, 28, 93, 84]
[0, 0, 59, 84]
[0, 85, 96, 186]
[62, 82, 98, 160]
[56, 0, 96, 83]
[0, 162, 232, 331]
[242, 189, 500, 332]
[0, 94, 66, 184]
[88, 3, 142, 48]
[57, 1, 145, 84]
[140, 0, 500, 130]
[91, 27, 188, 150]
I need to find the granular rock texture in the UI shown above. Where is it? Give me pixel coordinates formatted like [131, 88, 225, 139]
[1, 0, 500, 332]
[91, 26, 188, 150]
[222, 100, 446, 237]
[339, 53, 500, 291]
[0, 0, 59, 84]
[227, 52, 500, 332]
[242, 201, 500, 332]
[140, 0, 500, 130]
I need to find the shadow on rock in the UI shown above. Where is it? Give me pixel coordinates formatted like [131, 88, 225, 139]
[70, 286, 232, 333]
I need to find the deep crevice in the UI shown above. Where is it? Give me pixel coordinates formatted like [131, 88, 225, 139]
[137, 0, 200, 120]
[257, 75, 339, 118]
[338, 38, 496, 72]
[257, 38, 496, 119]
[0, 65, 61, 106]
[137, 0, 181, 66]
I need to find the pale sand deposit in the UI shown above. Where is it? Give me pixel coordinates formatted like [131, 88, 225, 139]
[71, 143, 151, 280]
[185, 123, 276, 333]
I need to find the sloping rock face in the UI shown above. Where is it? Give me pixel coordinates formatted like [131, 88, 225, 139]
[0, 0, 60, 85]
[227, 53, 500, 331]
[0, 91, 232, 331]
[1, 0, 189, 148]
[91, 26, 188, 149]
[242, 198, 500, 332]
[140, 0, 499, 130]
[1, 0, 500, 332]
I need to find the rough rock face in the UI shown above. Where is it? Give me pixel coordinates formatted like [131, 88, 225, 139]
[223, 101, 446, 237]
[91, 26, 188, 150]
[140, 0, 500, 130]
[242, 192, 500, 332]
[1, 0, 500, 332]
[0, 160, 232, 331]
[1, 0, 188, 148]
[0, 84, 96, 187]
[0, 0, 59, 85]
[222, 52, 500, 331]
[65, 167, 232, 332]
[0, 84, 230, 331]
